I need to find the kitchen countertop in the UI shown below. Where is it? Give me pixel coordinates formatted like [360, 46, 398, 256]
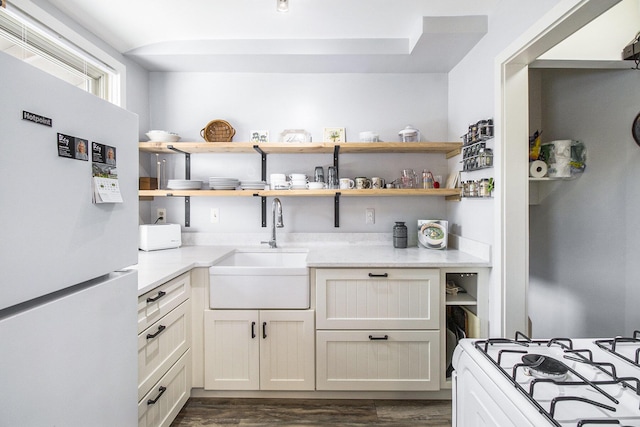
[132, 244, 490, 296]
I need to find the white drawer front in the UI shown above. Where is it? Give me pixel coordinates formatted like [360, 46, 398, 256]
[316, 330, 440, 391]
[316, 268, 440, 330]
[138, 272, 190, 335]
[138, 349, 191, 427]
[138, 301, 191, 400]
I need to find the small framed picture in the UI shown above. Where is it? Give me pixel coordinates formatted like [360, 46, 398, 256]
[250, 130, 269, 143]
[323, 127, 346, 143]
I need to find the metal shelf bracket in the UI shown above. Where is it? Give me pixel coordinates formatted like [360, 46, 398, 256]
[168, 145, 192, 227]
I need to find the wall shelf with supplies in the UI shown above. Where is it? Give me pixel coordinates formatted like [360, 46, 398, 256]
[139, 141, 463, 227]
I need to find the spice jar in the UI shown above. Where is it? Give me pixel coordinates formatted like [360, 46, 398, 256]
[479, 178, 491, 197]
[393, 222, 408, 248]
[468, 180, 478, 197]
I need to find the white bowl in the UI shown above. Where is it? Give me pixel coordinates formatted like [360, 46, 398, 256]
[146, 130, 180, 142]
[419, 222, 446, 246]
[308, 182, 325, 190]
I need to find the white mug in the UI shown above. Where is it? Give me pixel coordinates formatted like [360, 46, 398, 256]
[371, 177, 385, 189]
[339, 178, 355, 189]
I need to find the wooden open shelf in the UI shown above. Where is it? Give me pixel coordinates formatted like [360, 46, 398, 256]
[139, 141, 462, 158]
[139, 188, 462, 198]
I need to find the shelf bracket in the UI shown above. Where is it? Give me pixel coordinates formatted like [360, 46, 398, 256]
[185, 196, 190, 227]
[253, 194, 267, 228]
[333, 145, 340, 176]
[253, 146, 268, 227]
[168, 145, 191, 226]
[253, 145, 267, 181]
[334, 192, 341, 228]
[167, 145, 191, 179]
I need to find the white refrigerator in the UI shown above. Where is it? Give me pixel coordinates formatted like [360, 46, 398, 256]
[0, 52, 139, 426]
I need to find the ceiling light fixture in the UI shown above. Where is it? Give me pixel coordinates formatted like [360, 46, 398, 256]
[277, 0, 289, 12]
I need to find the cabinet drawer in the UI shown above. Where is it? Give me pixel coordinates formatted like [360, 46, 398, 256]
[316, 268, 440, 330]
[138, 301, 191, 401]
[138, 272, 190, 334]
[138, 349, 191, 427]
[316, 330, 440, 391]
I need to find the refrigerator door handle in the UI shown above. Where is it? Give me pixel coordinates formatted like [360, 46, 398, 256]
[146, 291, 166, 303]
[146, 325, 166, 340]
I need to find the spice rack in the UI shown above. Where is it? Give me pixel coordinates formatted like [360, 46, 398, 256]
[459, 119, 494, 198]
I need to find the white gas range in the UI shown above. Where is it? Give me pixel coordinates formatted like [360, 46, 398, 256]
[452, 332, 640, 426]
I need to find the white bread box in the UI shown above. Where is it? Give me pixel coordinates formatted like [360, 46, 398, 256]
[139, 224, 181, 251]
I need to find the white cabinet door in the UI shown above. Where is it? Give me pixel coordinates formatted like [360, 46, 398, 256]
[260, 310, 315, 391]
[316, 330, 440, 391]
[316, 268, 440, 330]
[204, 310, 315, 391]
[204, 310, 260, 390]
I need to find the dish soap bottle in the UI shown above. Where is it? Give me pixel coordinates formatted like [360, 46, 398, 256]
[393, 222, 408, 248]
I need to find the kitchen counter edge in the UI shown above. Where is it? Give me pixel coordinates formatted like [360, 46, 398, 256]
[132, 245, 491, 297]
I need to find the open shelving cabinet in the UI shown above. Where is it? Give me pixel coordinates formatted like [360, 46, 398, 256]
[139, 141, 463, 227]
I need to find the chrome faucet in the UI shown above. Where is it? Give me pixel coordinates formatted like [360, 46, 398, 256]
[262, 198, 283, 248]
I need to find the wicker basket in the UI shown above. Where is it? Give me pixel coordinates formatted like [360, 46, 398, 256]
[200, 119, 236, 142]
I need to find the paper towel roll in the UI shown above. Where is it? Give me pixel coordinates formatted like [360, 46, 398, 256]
[530, 160, 548, 178]
[548, 159, 571, 178]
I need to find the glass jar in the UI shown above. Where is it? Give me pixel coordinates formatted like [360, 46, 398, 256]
[468, 180, 478, 197]
[479, 178, 491, 197]
[462, 181, 470, 197]
[393, 222, 408, 248]
[484, 148, 493, 167]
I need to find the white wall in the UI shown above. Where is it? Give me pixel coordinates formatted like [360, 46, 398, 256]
[446, 0, 563, 336]
[144, 72, 450, 240]
[529, 68, 640, 337]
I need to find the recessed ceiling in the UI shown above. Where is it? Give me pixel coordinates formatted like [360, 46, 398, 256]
[45, 0, 498, 73]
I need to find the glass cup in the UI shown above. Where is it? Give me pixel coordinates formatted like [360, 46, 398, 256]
[401, 169, 416, 188]
[314, 166, 325, 183]
[327, 166, 338, 189]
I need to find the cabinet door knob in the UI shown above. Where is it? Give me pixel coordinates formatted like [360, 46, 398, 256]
[368, 273, 388, 278]
[368, 335, 389, 340]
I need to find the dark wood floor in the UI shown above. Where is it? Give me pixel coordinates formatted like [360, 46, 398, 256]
[171, 398, 452, 426]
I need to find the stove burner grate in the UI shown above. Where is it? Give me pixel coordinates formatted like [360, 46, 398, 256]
[473, 331, 640, 427]
[595, 331, 640, 369]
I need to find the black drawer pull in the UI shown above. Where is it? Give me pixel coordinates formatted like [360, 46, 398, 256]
[369, 335, 389, 340]
[368, 273, 388, 278]
[262, 322, 267, 339]
[146, 291, 166, 303]
[147, 386, 167, 405]
[251, 321, 256, 339]
[146, 325, 166, 340]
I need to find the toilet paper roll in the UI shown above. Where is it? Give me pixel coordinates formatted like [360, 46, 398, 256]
[529, 160, 548, 178]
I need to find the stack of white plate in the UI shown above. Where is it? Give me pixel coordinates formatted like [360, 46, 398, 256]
[209, 177, 239, 190]
[239, 180, 267, 190]
[166, 179, 202, 190]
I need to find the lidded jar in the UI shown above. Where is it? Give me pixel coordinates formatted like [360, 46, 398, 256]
[393, 222, 408, 248]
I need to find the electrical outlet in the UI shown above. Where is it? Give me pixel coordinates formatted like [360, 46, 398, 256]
[365, 208, 375, 224]
[156, 208, 166, 224]
[211, 208, 220, 223]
